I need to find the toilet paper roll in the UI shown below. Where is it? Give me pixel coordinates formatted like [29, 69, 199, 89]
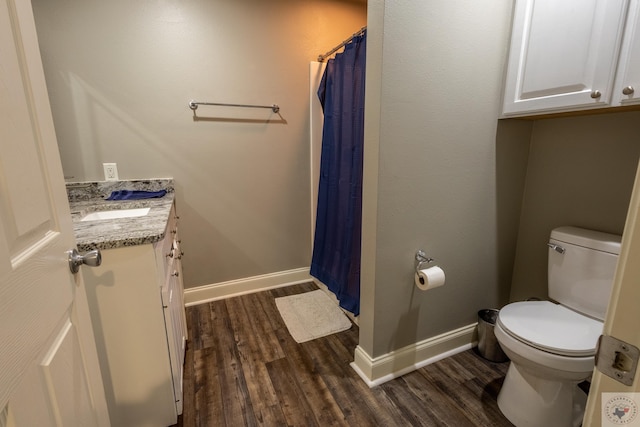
[415, 266, 446, 291]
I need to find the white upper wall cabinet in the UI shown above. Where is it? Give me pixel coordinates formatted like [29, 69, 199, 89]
[613, 0, 640, 106]
[502, 0, 631, 117]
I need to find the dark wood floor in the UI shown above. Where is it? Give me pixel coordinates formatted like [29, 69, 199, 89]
[174, 282, 514, 426]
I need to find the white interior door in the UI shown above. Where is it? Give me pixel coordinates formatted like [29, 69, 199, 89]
[583, 161, 640, 426]
[0, 0, 109, 425]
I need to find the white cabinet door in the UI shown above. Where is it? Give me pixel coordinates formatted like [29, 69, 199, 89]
[502, 0, 628, 116]
[84, 244, 178, 427]
[159, 211, 187, 415]
[0, 0, 108, 425]
[161, 265, 187, 415]
[612, 0, 640, 106]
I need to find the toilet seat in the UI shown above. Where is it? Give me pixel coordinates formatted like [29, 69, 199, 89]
[497, 301, 603, 357]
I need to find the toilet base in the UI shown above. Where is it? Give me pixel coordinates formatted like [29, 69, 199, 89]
[497, 362, 587, 427]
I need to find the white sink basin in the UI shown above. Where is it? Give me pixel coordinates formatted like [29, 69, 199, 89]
[80, 207, 150, 222]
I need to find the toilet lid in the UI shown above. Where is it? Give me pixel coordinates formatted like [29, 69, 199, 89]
[497, 301, 603, 357]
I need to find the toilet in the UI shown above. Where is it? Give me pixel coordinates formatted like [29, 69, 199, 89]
[494, 226, 621, 427]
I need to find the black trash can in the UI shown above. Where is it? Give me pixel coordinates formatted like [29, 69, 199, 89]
[477, 309, 509, 362]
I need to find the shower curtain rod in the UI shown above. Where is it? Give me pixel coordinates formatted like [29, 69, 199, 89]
[317, 26, 367, 63]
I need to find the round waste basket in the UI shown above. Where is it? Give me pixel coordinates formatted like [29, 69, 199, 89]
[477, 309, 509, 362]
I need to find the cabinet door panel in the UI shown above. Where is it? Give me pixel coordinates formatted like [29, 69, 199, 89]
[503, 0, 628, 116]
[613, 0, 640, 106]
[161, 265, 186, 415]
[83, 245, 177, 426]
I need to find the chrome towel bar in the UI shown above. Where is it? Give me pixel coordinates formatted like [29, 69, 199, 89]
[188, 100, 279, 113]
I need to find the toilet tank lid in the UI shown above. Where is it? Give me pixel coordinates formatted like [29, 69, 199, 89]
[550, 226, 622, 255]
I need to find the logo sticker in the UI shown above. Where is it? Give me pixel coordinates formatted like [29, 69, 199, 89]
[603, 393, 640, 426]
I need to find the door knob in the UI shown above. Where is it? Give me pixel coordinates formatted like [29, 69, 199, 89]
[68, 248, 102, 274]
[590, 90, 602, 99]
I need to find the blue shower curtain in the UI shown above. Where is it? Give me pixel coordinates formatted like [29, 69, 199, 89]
[311, 31, 366, 316]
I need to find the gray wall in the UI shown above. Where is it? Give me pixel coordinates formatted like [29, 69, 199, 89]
[32, 0, 367, 288]
[360, 0, 531, 357]
[510, 111, 640, 302]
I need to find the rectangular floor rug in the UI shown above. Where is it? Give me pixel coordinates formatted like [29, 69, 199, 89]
[275, 289, 352, 343]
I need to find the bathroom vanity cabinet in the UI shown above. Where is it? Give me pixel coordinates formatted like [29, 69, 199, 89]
[81, 203, 187, 427]
[502, 0, 640, 117]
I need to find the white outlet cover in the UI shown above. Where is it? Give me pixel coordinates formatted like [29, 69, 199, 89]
[103, 163, 118, 181]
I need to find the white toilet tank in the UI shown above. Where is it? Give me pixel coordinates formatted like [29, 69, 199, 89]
[548, 226, 622, 321]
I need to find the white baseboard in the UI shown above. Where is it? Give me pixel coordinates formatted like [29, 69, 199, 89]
[351, 323, 478, 387]
[184, 267, 312, 306]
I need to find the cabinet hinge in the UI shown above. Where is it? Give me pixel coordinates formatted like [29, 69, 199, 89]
[595, 335, 639, 386]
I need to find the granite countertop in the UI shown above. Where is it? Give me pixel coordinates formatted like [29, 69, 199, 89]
[68, 179, 175, 251]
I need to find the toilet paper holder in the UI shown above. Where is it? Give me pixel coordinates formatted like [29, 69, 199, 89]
[415, 250, 434, 274]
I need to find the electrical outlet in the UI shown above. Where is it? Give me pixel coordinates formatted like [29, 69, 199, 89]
[103, 163, 119, 181]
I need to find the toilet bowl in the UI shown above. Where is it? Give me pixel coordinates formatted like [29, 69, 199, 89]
[493, 226, 621, 427]
[494, 301, 602, 427]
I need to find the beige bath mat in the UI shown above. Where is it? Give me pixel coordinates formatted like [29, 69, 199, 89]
[275, 290, 352, 343]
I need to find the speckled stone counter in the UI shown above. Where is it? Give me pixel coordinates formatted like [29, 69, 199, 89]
[68, 179, 175, 251]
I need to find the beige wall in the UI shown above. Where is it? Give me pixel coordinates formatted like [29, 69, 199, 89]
[510, 111, 640, 302]
[360, 0, 530, 357]
[32, 0, 366, 288]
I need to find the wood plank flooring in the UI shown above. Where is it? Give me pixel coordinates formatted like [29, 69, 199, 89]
[174, 282, 514, 426]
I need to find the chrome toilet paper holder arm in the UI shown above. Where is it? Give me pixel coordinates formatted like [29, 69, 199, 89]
[415, 250, 434, 274]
